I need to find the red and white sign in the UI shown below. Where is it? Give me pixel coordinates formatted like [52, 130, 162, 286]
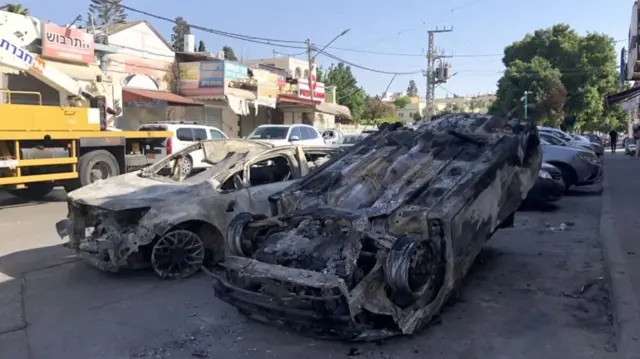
[297, 78, 325, 102]
[41, 23, 95, 64]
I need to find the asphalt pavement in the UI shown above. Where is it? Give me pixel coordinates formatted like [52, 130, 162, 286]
[0, 177, 620, 359]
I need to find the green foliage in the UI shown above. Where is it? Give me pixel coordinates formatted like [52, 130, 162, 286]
[393, 96, 410, 109]
[362, 96, 396, 120]
[406, 80, 418, 97]
[412, 112, 422, 122]
[171, 17, 190, 52]
[316, 66, 325, 83]
[88, 0, 126, 26]
[323, 63, 366, 121]
[222, 46, 237, 61]
[440, 102, 466, 114]
[197, 40, 206, 52]
[494, 24, 623, 131]
[491, 57, 566, 126]
[2, 3, 28, 15]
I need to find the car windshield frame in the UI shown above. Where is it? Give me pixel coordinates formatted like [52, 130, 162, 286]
[248, 126, 289, 140]
[540, 133, 567, 146]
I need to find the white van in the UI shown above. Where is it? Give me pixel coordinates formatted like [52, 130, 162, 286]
[138, 122, 228, 172]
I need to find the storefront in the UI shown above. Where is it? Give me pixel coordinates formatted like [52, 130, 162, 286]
[178, 60, 275, 137]
[275, 78, 351, 130]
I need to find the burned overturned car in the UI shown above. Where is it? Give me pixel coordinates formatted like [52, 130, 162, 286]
[55, 139, 338, 279]
[211, 114, 541, 340]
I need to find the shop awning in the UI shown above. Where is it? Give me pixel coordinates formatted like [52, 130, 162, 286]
[47, 60, 107, 82]
[605, 86, 640, 107]
[226, 88, 256, 116]
[122, 88, 204, 106]
[316, 102, 352, 119]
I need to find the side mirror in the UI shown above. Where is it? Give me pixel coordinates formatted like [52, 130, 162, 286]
[289, 135, 300, 141]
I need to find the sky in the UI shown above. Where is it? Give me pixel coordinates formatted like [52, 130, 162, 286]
[19, 0, 632, 99]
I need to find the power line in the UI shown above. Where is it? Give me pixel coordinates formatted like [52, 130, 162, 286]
[313, 47, 423, 75]
[110, 1, 307, 48]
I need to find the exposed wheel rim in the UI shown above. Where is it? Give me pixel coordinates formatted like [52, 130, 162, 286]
[151, 230, 205, 279]
[89, 161, 114, 183]
[179, 157, 192, 176]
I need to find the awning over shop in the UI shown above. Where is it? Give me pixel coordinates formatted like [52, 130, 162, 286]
[226, 88, 257, 116]
[316, 102, 352, 119]
[46, 60, 106, 82]
[605, 86, 640, 107]
[122, 88, 204, 106]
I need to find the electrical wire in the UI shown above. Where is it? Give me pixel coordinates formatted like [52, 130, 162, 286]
[314, 47, 423, 75]
[107, 1, 307, 48]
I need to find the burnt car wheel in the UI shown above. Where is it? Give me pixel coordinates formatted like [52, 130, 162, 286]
[384, 236, 444, 308]
[151, 229, 205, 279]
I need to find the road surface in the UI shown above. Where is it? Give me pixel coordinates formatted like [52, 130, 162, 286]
[0, 185, 615, 359]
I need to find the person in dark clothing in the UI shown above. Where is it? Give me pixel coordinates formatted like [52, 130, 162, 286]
[609, 130, 618, 153]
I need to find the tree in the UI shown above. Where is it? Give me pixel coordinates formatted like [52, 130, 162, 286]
[362, 95, 396, 121]
[406, 80, 418, 97]
[440, 102, 466, 115]
[87, 0, 126, 26]
[490, 57, 566, 126]
[171, 17, 191, 52]
[1, 3, 28, 15]
[197, 40, 206, 52]
[495, 24, 622, 131]
[393, 96, 410, 109]
[316, 66, 325, 83]
[323, 63, 366, 121]
[222, 46, 237, 61]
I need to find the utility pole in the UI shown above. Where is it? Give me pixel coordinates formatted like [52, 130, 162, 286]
[425, 27, 452, 119]
[306, 39, 315, 101]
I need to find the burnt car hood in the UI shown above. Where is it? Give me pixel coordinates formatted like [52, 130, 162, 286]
[67, 173, 199, 211]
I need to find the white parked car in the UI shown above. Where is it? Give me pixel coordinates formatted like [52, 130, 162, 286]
[138, 121, 228, 173]
[247, 124, 325, 146]
[321, 129, 344, 145]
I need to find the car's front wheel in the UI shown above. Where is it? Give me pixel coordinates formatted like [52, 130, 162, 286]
[150, 229, 205, 279]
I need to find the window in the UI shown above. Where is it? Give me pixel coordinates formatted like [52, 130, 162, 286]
[193, 128, 207, 141]
[248, 126, 288, 140]
[304, 69, 309, 78]
[209, 129, 225, 139]
[176, 128, 194, 141]
[289, 126, 302, 140]
[301, 126, 318, 140]
[248, 155, 293, 186]
[295, 67, 302, 78]
[305, 152, 332, 170]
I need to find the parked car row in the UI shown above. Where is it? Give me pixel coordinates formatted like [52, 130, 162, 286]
[524, 126, 602, 206]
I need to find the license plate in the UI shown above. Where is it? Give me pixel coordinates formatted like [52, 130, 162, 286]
[146, 153, 155, 159]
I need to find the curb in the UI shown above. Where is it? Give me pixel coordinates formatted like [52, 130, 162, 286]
[599, 173, 640, 358]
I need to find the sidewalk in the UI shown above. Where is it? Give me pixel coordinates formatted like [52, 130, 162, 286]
[600, 152, 640, 358]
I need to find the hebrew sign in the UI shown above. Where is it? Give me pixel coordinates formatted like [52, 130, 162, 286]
[42, 23, 94, 64]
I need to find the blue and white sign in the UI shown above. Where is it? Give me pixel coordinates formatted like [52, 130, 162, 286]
[223, 61, 250, 80]
[199, 60, 224, 88]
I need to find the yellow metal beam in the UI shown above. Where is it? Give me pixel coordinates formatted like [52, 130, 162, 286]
[0, 172, 77, 185]
[17, 157, 77, 167]
[0, 131, 173, 141]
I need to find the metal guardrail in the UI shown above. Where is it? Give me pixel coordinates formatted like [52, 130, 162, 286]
[0, 89, 42, 105]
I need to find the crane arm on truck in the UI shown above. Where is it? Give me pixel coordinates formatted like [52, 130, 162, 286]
[0, 31, 101, 106]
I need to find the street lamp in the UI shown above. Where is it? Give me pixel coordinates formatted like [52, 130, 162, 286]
[306, 29, 351, 100]
[521, 90, 531, 119]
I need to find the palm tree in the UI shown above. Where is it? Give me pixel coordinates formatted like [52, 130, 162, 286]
[1, 3, 29, 15]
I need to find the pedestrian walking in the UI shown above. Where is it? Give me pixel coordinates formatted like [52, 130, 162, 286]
[609, 129, 618, 153]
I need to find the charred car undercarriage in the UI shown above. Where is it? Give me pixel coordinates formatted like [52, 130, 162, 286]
[210, 114, 542, 341]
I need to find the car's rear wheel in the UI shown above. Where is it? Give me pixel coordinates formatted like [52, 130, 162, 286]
[151, 229, 205, 279]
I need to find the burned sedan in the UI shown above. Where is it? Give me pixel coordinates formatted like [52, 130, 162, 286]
[211, 114, 541, 340]
[55, 139, 338, 279]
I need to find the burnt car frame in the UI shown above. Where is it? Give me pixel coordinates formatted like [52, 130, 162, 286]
[209, 115, 541, 341]
[55, 139, 339, 279]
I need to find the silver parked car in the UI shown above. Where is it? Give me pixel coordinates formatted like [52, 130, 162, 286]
[540, 139, 603, 192]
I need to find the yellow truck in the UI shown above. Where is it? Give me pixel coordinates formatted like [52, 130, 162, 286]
[0, 29, 171, 200]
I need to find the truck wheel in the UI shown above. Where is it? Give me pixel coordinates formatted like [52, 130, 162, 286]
[77, 150, 120, 187]
[9, 181, 55, 201]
